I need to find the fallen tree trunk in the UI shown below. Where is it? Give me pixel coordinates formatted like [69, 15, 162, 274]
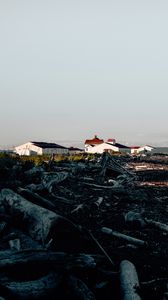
[17, 187, 57, 212]
[124, 211, 146, 229]
[1, 272, 62, 300]
[0, 249, 96, 271]
[0, 189, 79, 245]
[64, 275, 96, 300]
[120, 260, 141, 300]
[82, 182, 126, 192]
[42, 172, 69, 193]
[101, 227, 147, 247]
[124, 211, 168, 233]
[87, 230, 114, 266]
[144, 218, 168, 233]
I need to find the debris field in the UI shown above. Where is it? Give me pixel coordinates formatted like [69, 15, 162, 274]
[0, 153, 168, 299]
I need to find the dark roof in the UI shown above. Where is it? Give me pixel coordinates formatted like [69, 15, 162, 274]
[106, 142, 130, 149]
[31, 141, 67, 149]
[68, 147, 84, 151]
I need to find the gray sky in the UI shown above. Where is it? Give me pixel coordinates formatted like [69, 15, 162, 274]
[0, 0, 168, 147]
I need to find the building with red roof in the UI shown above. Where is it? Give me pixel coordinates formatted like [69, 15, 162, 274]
[85, 135, 104, 146]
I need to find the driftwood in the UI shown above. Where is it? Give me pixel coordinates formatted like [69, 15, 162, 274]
[64, 275, 96, 300]
[119, 260, 141, 300]
[0, 189, 78, 245]
[51, 194, 73, 205]
[87, 230, 114, 266]
[144, 218, 168, 233]
[71, 204, 85, 214]
[124, 211, 146, 228]
[101, 227, 147, 247]
[82, 182, 125, 192]
[164, 292, 168, 300]
[92, 197, 104, 209]
[17, 187, 57, 212]
[0, 249, 96, 271]
[141, 278, 168, 286]
[24, 183, 43, 192]
[24, 166, 44, 177]
[125, 211, 168, 233]
[42, 172, 69, 193]
[1, 272, 62, 300]
[7, 230, 42, 250]
[98, 152, 135, 184]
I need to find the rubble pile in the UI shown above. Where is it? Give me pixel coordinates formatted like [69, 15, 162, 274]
[0, 153, 168, 299]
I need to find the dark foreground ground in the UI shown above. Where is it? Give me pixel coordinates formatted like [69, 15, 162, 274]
[0, 153, 168, 299]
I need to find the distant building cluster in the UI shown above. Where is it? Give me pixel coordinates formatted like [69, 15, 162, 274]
[13, 135, 168, 156]
[84, 135, 168, 156]
[15, 141, 83, 156]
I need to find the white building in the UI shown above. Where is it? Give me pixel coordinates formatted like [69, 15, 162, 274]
[84, 135, 104, 152]
[130, 146, 140, 155]
[137, 145, 154, 154]
[15, 141, 68, 156]
[86, 140, 131, 154]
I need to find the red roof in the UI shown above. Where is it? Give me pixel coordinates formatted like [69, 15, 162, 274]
[130, 146, 140, 149]
[85, 135, 104, 145]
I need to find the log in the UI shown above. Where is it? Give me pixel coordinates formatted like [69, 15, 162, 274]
[17, 187, 57, 212]
[71, 204, 85, 214]
[24, 166, 44, 176]
[42, 172, 68, 193]
[0, 189, 79, 245]
[101, 227, 147, 247]
[1, 272, 62, 300]
[6, 230, 41, 250]
[125, 212, 168, 233]
[119, 260, 141, 300]
[0, 249, 96, 271]
[64, 275, 96, 300]
[82, 182, 125, 191]
[25, 183, 43, 192]
[124, 211, 146, 228]
[99, 152, 135, 181]
[87, 230, 114, 266]
[144, 218, 168, 233]
[164, 292, 168, 300]
[51, 194, 73, 204]
[92, 197, 103, 208]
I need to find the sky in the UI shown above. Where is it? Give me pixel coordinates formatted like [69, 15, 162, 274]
[0, 0, 168, 148]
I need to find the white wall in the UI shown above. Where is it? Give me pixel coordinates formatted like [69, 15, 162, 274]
[131, 148, 139, 154]
[85, 145, 94, 152]
[15, 142, 68, 156]
[138, 146, 154, 153]
[86, 143, 119, 154]
[15, 142, 36, 156]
